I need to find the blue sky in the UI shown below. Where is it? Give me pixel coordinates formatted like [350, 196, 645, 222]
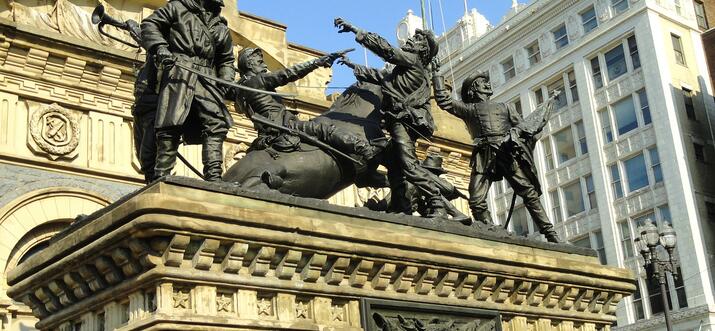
[238, 0, 515, 93]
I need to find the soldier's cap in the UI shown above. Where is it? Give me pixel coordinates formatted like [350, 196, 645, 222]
[421, 154, 446, 175]
[414, 29, 439, 60]
[460, 70, 490, 101]
[237, 47, 263, 73]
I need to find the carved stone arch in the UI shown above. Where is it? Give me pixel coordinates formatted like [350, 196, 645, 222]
[0, 187, 110, 298]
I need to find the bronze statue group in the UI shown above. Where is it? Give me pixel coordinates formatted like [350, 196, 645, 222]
[106, 0, 561, 243]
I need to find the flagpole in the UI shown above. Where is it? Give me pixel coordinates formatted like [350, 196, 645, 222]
[420, 0, 427, 29]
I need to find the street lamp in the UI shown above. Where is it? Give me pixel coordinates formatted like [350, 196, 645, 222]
[634, 219, 679, 331]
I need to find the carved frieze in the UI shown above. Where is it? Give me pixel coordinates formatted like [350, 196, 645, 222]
[28, 102, 80, 160]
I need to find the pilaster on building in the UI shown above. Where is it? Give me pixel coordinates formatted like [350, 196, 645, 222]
[429, 0, 715, 329]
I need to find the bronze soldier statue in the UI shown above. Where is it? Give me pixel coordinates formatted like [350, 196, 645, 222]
[235, 48, 378, 161]
[334, 18, 446, 218]
[141, 0, 235, 181]
[431, 64, 561, 243]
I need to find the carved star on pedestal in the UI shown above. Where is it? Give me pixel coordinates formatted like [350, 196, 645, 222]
[295, 301, 309, 319]
[331, 305, 344, 322]
[173, 291, 190, 309]
[216, 294, 232, 312]
[257, 297, 272, 316]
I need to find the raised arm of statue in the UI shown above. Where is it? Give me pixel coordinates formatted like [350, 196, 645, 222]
[262, 59, 322, 90]
[432, 74, 471, 119]
[355, 31, 419, 67]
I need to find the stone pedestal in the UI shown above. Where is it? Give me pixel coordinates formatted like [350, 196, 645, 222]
[7, 177, 634, 330]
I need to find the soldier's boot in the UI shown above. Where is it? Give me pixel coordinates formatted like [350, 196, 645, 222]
[470, 206, 492, 225]
[442, 196, 473, 225]
[523, 195, 562, 243]
[427, 196, 448, 219]
[543, 231, 561, 243]
[202, 136, 224, 182]
[153, 134, 181, 180]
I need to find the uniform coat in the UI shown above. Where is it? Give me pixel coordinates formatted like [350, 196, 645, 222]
[141, 0, 234, 141]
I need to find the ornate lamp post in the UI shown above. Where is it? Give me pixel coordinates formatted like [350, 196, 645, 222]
[634, 219, 679, 331]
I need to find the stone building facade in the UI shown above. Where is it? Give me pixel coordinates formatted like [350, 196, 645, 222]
[0, 0, 482, 329]
[432, 0, 715, 329]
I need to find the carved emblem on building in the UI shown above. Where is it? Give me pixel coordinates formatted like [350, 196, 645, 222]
[29, 103, 80, 160]
[216, 294, 233, 313]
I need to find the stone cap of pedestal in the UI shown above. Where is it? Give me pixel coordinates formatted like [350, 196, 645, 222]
[7, 177, 635, 329]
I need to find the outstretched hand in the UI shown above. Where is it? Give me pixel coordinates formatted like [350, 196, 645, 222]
[334, 17, 357, 34]
[430, 58, 441, 73]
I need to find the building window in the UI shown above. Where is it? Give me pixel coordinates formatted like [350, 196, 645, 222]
[593, 230, 606, 264]
[599, 109, 613, 143]
[510, 97, 523, 117]
[671, 34, 686, 66]
[647, 278, 666, 315]
[605, 43, 627, 81]
[526, 40, 541, 66]
[590, 56, 603, 88]
[502, 56, 516, 81]
[512, 206, 529, 236]
[638, 89, 651, 125]
[708, 202, 715, 223]
[611, 0, 629, 15]
[494, 180, 504, 195]
[534, 87, 545, 105]
[581, 6, 598, 34]
[554, 127, 576, 164]
[553, 24, 569, 50]
[683, 88, 696, 120]
[613, 97, 638, 135]
[550, 190, 563, 224]
[543, 136, 554, 170]
[572, 236, 591, 248]
[549, 79, 567, 110]
[648, 147, 663, 183]
[675, 0, 682, 15]
[568, 70, 579, 103]
[624, 153, 649, 192]
[610, 164, 624, 199]
[585, 174, 597, 210]
[633, 281, 646, 320]
[673, 267, 688, 308]
[563, 180, 585, 217]
[658, 205, 672, 225]
[575, 121, 588, 155]
[694, 142, 706, 162]
[619, 221, 633, 258]
[628, 35, 641, 69]
[695, 1, 709, 30]
[633, 211, 655, 228]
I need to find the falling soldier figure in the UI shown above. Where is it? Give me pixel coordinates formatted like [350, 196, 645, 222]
[431, 61, 561, 242]
[334, 17, 448, 218]
[141, 0, 235, 181]
[364, 154, 471, 223]
[235, 48, 379, 162]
